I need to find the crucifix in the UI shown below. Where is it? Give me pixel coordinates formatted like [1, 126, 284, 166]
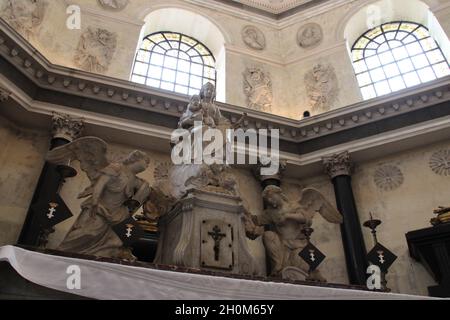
[309, 249, 316, 262]
[208, 225, 226, 261]
[47, 203, 58, 219]
[125, 224, 134, 238]
[377, 250, 385, 264]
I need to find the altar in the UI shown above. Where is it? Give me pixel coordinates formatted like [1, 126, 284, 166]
[0, 246, 435, 300]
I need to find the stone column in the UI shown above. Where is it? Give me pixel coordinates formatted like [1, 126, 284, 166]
[18, 113, 84, 246]
[322, 151, 368, 285]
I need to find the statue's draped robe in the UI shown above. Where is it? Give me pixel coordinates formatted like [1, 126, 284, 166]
[258, 210, 310, 275]
[58, 165, 139, 257]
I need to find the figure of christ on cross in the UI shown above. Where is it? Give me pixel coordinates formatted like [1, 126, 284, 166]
[208, 225, 226, 261]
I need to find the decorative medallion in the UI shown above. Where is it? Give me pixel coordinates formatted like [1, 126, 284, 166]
[297, 22, 323, 49]
[373, 165, 404, 191]
[242, 25, 266, 51]
[429, 149, 450, 176]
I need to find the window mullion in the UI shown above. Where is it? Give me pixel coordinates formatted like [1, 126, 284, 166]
[132, 32, 215, 95]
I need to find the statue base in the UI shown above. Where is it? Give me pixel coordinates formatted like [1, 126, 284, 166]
[155, 188, 259, 276]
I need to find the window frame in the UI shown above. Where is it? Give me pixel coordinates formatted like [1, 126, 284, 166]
[351, 21, 450, 100]
[131, 31, 216, 95]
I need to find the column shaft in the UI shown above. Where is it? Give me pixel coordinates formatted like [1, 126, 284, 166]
[332, 175, 368, 285]
[323, 151, 368, 285]
[17, 114, 83, 246]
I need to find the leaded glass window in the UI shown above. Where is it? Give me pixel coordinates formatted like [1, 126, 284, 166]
[351, 21, 450, 100]
[131, 32, 216, 96]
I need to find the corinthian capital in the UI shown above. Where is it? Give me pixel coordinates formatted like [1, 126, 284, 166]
[322, 151, 353, 179]
[51, 113, 84, 141]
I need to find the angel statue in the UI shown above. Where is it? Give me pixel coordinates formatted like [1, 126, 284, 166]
[243, 185, 343, 282]
[46, 137, 151, 260]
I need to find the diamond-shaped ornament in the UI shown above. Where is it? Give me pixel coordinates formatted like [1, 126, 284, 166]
[112, 216, 145, 246]
[299, 243, 326, 271]
[367, 242, 397, 272]
[31, 194, 73, 228]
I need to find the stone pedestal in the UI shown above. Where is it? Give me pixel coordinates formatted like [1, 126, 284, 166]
[155, 189, 259, 275]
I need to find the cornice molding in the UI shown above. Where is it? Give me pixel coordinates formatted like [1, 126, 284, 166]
[225, 40, 349, 67]
[429, 2, 450, 14]
[185, 0, 352, 28]
[1, 18, 450, 168]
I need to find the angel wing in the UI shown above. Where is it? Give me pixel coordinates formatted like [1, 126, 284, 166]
[298, 187, 343, 224]
[46, 136, 109, 182]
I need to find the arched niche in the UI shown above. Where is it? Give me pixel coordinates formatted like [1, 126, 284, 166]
[339, 0, 450, 60]
[137, 7, 228, 101]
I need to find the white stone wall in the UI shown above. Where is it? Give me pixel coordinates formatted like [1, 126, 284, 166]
[1, 0, 448, 119]
[46, 137, 450, 296]
[0, 117, 49, 246]
[1, 115, 449, 296]
[351, 139, 450, 296]
[295, 139, 450, 296]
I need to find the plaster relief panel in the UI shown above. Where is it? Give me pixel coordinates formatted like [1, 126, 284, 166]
[243, 66, 273, 112]
[97, 0, 129, 11]
[0, 0, 47, 40]
[297, 23, 323, 49]
[304, 63, 338, 114]
[242, 25, 266, 51]
[74, 28, 118, 74]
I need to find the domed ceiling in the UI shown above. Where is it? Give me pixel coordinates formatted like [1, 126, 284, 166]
[214, 0, 331, 18]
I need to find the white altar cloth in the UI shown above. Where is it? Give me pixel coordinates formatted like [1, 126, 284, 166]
[0, 245, 434, 300]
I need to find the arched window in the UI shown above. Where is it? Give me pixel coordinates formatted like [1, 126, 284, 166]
[131, 32, 216, 96]
[351, 21, 450, 100]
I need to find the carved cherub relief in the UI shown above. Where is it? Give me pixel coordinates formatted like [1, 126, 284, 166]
[74, 28, 117, 73]
[243, 67, 273, 113]
[0, 0, 47, 40]
[304, 63, 339, 114]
